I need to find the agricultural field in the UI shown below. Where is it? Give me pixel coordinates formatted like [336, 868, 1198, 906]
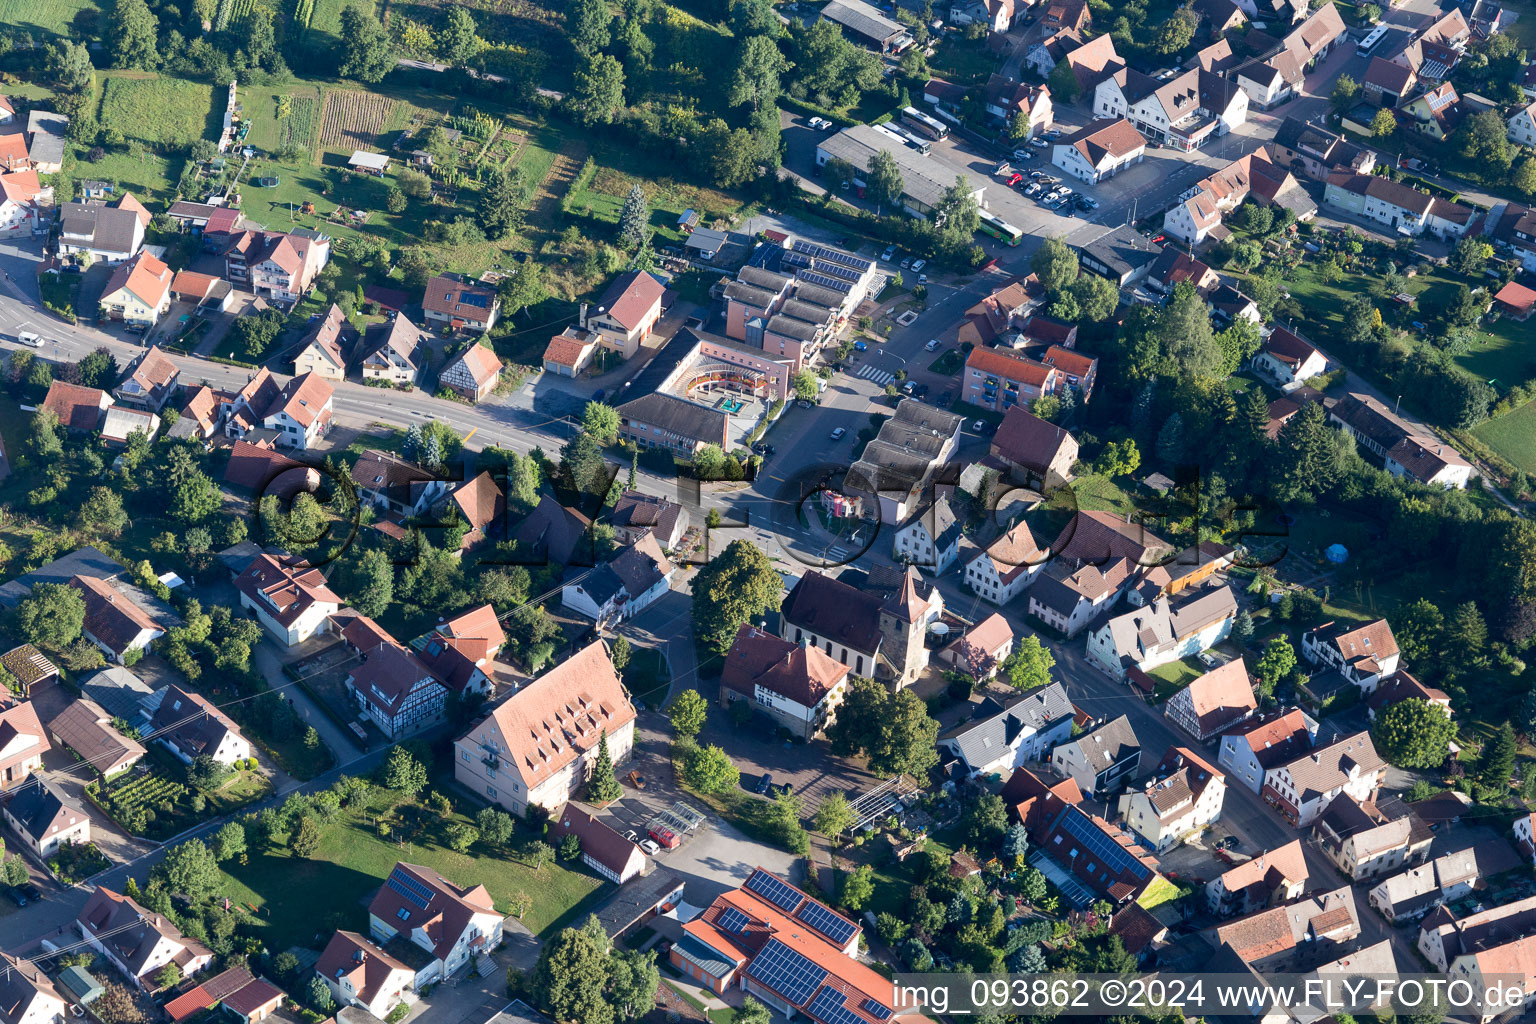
[242, 83, 322, 154]
[318, 88, 397, 152]
[213, 0, 258, 31]
[0, 0, 105, 37]
[98, 74, 220, 148]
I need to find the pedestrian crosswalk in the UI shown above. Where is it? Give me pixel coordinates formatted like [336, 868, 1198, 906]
[854, 364, 894, 385]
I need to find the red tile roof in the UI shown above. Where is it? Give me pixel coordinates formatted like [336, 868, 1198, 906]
[597, 271, 665, 331]
[721, 624, 851, 709]
[41, 381, 111, 432]
[367, 863, 495, 962]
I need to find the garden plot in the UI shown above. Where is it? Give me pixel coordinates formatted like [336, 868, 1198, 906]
[319, 89, 396, 151]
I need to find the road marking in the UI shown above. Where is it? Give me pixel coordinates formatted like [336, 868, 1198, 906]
[855, 365, 894, 385]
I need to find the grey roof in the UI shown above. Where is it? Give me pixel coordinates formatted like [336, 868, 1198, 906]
[0, 545, 126, 608]
[79, 666, 159, 720]
[571, 565, 625, 607]
[58, 202, 141, 255]
[905, 495, 962, 551]
[817, 124, 988, 212]
[26, 109, 67, 166]
[617, 392, 728, 448]
[591, 869, 685, 937]
[821, 0, 905, 42]
[685, 228, 729, 251]
[1068, 714, 1141, 772]
[4, 777, 83, 843]
[766, 314, 820, 341]
[940, 682, 1072, 770]
[736, 266, 793, 292]
[1077, 224, 1162, 279]
[723, 280, 780, 308]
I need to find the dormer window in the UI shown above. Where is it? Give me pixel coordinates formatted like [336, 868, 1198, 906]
[397, 908, 410, 921]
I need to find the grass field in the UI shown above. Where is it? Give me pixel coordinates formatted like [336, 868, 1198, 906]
[243, 83, 323, 154]
[1475, 398, 1536, 474]
[218, 787, 606, 951]
[0, 0, 104, 35]
[565, 155, 743, 246]
[98, 75, 221, 147]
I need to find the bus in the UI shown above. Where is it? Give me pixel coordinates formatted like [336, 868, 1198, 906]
[901, 105, 951, 141]
[890, 125, 932, 155]
[1356, 23, 1388, 57]
[978, 210, 1024, 247]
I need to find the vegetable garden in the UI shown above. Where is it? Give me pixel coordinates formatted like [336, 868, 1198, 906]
[319, 89, 396, 150]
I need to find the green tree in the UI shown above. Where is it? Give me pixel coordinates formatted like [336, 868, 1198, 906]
[814, 791, 857, 838]
[155, 962, 181, 990]
[690, 540, 782, 653]
[964, 793, 1008, 848]
[15, 582, 86, 651]
[1373, 698, 1455, 768]
[479, 168, 524, 241]
[509, 452, 541, 507]
[1047, 60, 1079, 101]
[532, 922, 614, 1024]
[865, 148, 905, 216]
[608, 949, 660, 1021]
[381, 745, 428, 797]
[618, 185, 649, 249]
[1370, 107, 1397, 138]
[350, 549, 395, 619]
[1070, 273, 1118, 322]
[935, 175, 981, 245]
[1478, 723, 1517, 792]
[213, 822, 246, 861]
[582, 402, 621, 445]
[109, 0, 159, 69]
[682, 744, 740, 794]
[1514, 156, 1536, 196]
[291, 815, 323, 857]
[733, 998, 772, 1024]
[156, 839, 220, 903]
[187, 754, 229, 791]
[339, 3, 397, 83]
[610, 635, 632, 673]
[1450, 235, 1494, 277]
[1152, 7, 1197, 53]
[476, 807, 516, 846]
[568, 0, 613, 54]
[1448, 601, 1488, 664]
[1459, 109, 1513, 169]
[1031, 236, 1079, 294]
[1002, 823, 1029, 862]
[571, 55, 626, 125]
[1255, 637, 1296, 699]
[307, 974, 335, 1013]
[587, 730, 623, 803]
[47, 40, 96, 94]
[1002, 636, 1055, 690]
[868, 689, 939, 777]
[79, 486, 129, 536]
[438, 4, 482, 64]
[791, 370, 819, 402]
[840, 864, 875, 910]
[561, 432, 609, 498]
[703, 119, 758, 187]
[729, 33, 789, 111]
[1159, 282, 1223, 377]
[667, 688, 708, 739]
[1331, 74, 1360, 112]
[445, 822, 480, 852]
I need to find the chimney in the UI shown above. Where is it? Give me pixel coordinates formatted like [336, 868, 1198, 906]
[579, 302, 589, 327]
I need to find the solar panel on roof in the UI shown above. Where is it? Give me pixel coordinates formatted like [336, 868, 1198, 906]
[386, 869, 434, 909]
[862, 999, 892, 1020]
[743, 870, 804, 912]
[796, 901, 858, 946]
[718, 907, 750, 934]
[1060, 808, 1150, 880]
[749, 940, 827, 1005]
[798, 271, 854, 294]
[808, 986, 865, 1024]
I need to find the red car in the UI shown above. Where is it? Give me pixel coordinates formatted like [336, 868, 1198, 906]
[1004, 172, 1023, 186]
[649, 826, 681, 849]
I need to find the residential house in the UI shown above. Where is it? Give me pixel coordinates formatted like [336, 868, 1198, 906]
[1301, 618, 1400, 693]
[168, 384, 221, 443]
[1165, 659, 1256, 740]
[718, 624, 851, 741]
[1364, 57, 1417, 106]
[0, 94, 13, 125]
[259, 371, 334, 450]
[1323, 172, 1475, 240]
[1315, 794, 1432, 880]
[68, 575, 164, 664]
[46, 696, 146, 778]
[289, 304, 349, 382]
[1261, 731, 1385, 827]
[1041, 345, 1098, 402]
[1076, 224, 1163, 286]
[549, 804, 648, 883]
[1387, 8, 1470, 81]
[938, 613, 1014, 681]
[1093, 68, 1248, 151]
[1370, 842, 1524, 924]
[359, 314, 429, 387]
[1026, 511, 1172, 637]
[423, 273, 500, 333]
[58, 200, 145, 263]
[1365, 672, 1451, 723]
[990, 404, 1078, 484]
[1051, 714, 1141, 795]
[1117, 746, 1226, 852]
[609, 491, 689, 549]
[351, 449, 448, 519]
[1420, 893, 1536, 971]
[367, 862, 503, 985]
[587, 271, 665, 360]
[0, 954, 66, 1024]
[938, 682, 1074, 778]
[560, 535, 675, 625]
[923, 76, 969, 112]
[1270, 116, 1379, 181]
[1400, 81, 1463, 139]
[1252, 326, 1328, 387]
[952, 0, 1016, 32]
[222, 440, 319, 499]
[0, 131, 25, 172]
[439, 343, 502, 402]
[893, 496, 962, 574]
[41, 381, 113, 433]
[1210, 283, 1262, 324]
[2, 777, 89, 858]
[1003, 767, 1083, 830]
[841, 400, 964, 524]
[76, 886, 213, 990]
[316, 931, 417, 1021]
[99, 406, 161, 449]
[150, 684, 252, 766]
[1052, 118, 1147, 183]
[1206, 838, 1309, 916]
[964, 347, 1059, 413]
[1511, 99, 1536, 147]
[234, 554, 343, 646]
[1234, 49, 1307, 109]
[1032, 800, 1163, 907]
[1212, 887, 1361, 972]
[1162, 147, 1313, 245]
[513, 495, 595, 567]
[453, 640, 636, 816]
[161, 969, 286, 1024]
[113, 345, 179, 411]
[964, 521, 1047, 605]
[446, 472, 504, 551]
[222, 229, 330, 305]
[952, 275, 1045, 348]
[346, 635, 448, 740]
[96, 251, 172, 329]
[779, 568, 939, 686]
[1217, 708, 1318, 793]
[1085, 583, 1238, 680]
[542, 326, 600, 378]
[1329, 392, 1474, 488]
[984, 75, 1054, 134]
[0, 169, 49, 236]
[412, 604, 506, 697]
[1147, 250, 1220, 295]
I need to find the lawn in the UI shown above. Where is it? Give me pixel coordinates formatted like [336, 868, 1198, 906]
[242, 83, 323, 155]
[217, 789, 607, 952]
[1148, 657, 1204, 702]
[98, 74, 221, 148]
[1474, 398, 1536, 474]
[0, 0, 105, 36]
[1063, 473, 1135, 515]
[565, 152, 745, 247]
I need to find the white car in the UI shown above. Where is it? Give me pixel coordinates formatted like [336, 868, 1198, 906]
[830, 427, 847, 441]
[1012, 148, 1030, 161]
[911, 259, 926, 272]
[17, 332, 42, 348]
[808, 116, 826, 129]
[925, 339, 941, 351]
[640, 839, 661, 855]
[1030, 137, 1049, 148]
[881, 245, 897, 261]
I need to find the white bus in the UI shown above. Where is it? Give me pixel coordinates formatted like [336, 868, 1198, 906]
[1356, 23, 1388, 56]
[901, 105, 951, 141]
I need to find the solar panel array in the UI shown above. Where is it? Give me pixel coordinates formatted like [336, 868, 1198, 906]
[791, 239, 874, 273]
[862, 999, 893, 1020]
[1060, 807, 1150, 880]
[744, 870, 804, 913]
[797, 270, 854, 294]
[386, 870, 434, 909]
[749, 939, 828, 1005]
[808, 986, 865, 1024]
[796, 901, 858, 946]
[718, 907, 750, 934]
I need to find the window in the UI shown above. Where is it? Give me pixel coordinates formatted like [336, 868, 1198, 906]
[486, 785, 497, 798]
[397, 908, 411, 921]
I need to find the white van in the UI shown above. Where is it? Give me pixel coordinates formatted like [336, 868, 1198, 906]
[17, 332, 42, 348]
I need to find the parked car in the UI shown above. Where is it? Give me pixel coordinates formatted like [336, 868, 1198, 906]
[4, 887, 25, 908]
[756, 773, 774, 795]
[1056, 186, 1074, 197]
[1043, 128, 1062, 140]
[911, 259, 927, 273]
[853, 340, 868, 351]
[1004, 172, 1024, 187]
[902, 380, 916, 394]
[881, 245, 897, 261]
[640, 839, 661, 855]
[752, 442, 776, 456]
[925, 339, 942, 351]
[627, 769, 646, 789]
[918, 274, 928, 285]
[1012, 148, 1031, 161]
[1024, 183, 1042, 198]
[1030, 137, 1049, 148]
[1076, 196, 1099, 210]
[1029, 170, 1046, 180]
[900, 256, 913, 269]
[830, 427, 847, 441]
